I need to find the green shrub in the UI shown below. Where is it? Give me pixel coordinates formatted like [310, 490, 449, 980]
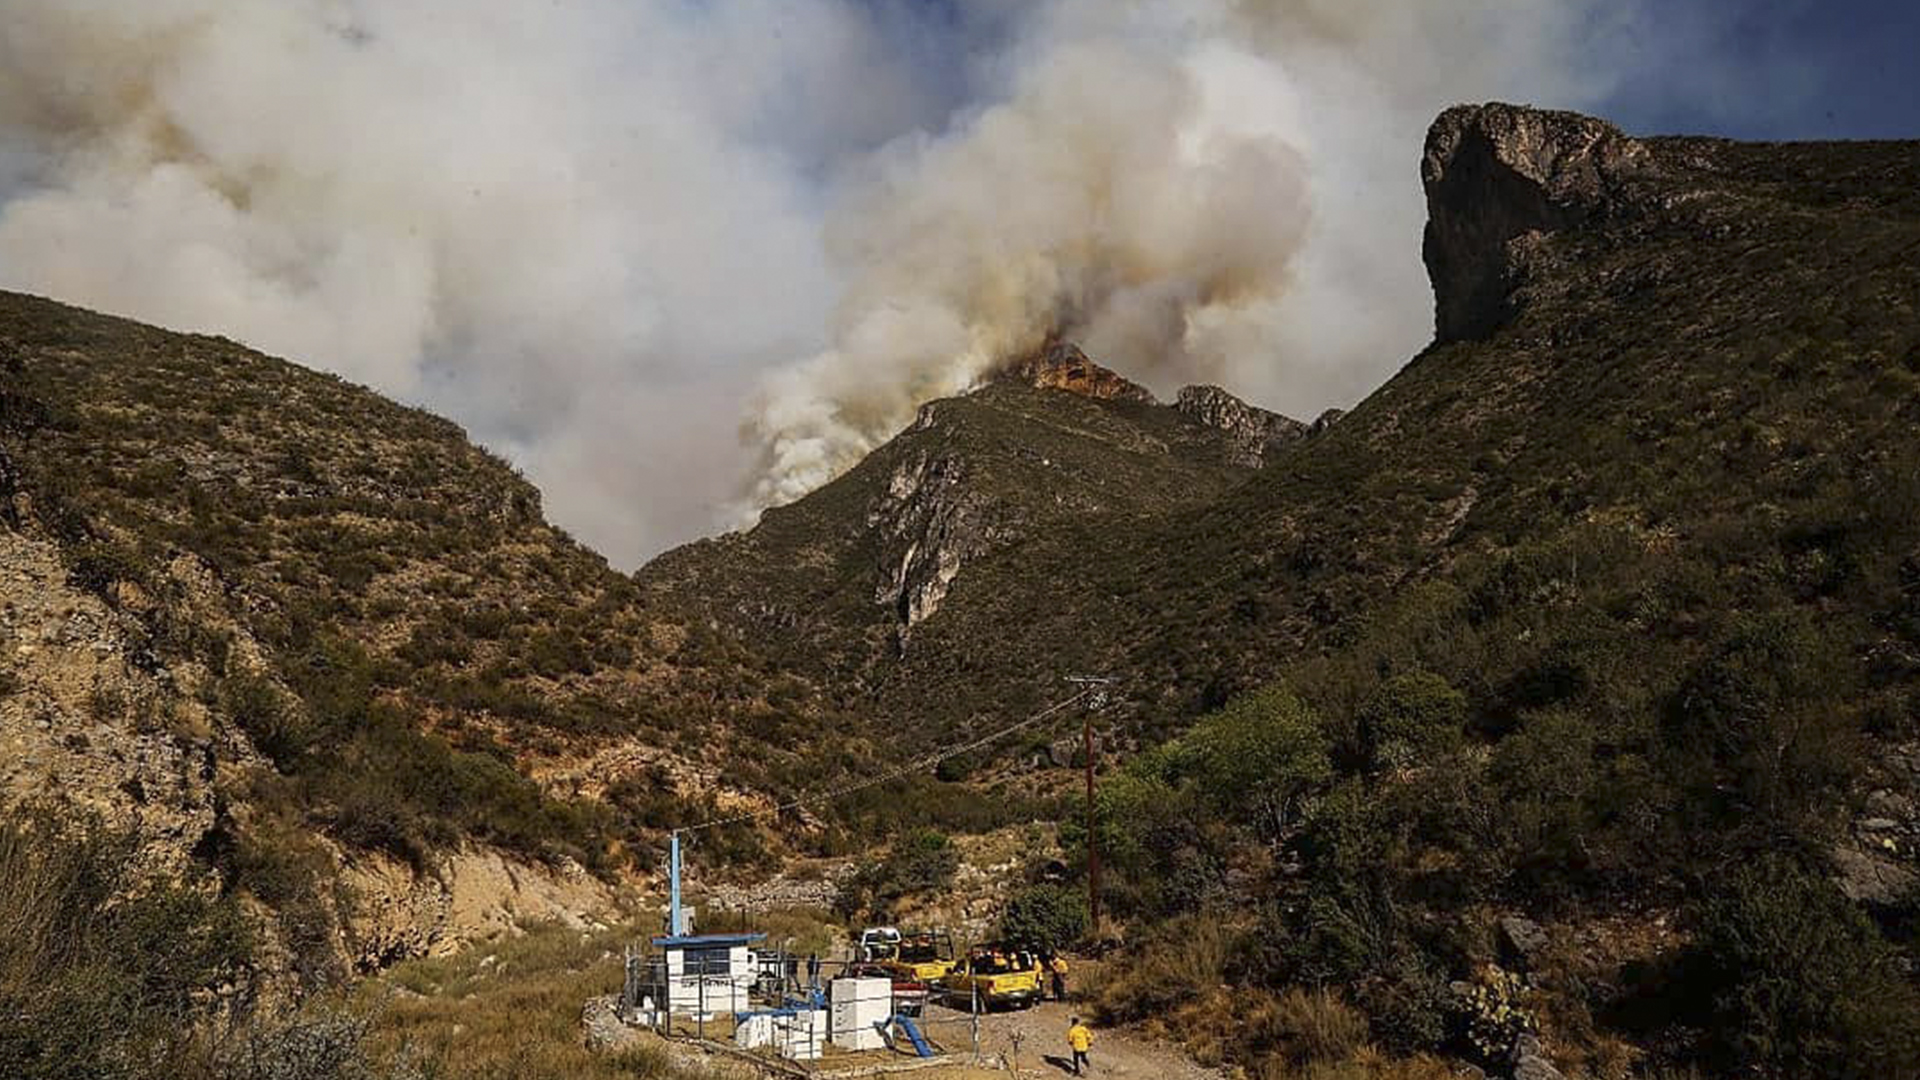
[1486, 709, 1602, 888]
[0, 813, 254, 1080]
[64, 539, 147, 598]
[1266, 782, 1409, 985]
[999, 884, 1089, 951]
[1691, 855, 1920, 1077]
[835, 829, 959, 919]
[1358, 671, 1467, 770]
[1666, 609, 1862, 839]
[209, 1006, 408, 1080]
[220, 674, 311, 772]
[884, 828, 959, 894]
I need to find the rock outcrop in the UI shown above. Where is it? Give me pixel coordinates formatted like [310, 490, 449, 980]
[1174, 384, 1307, 467]
[1497, 915, 1549, 970]
[869, 445, 1001, 631]
[1422, 102, 1653, 342]
[1510, 1034, 1565, 1080]
[0, 530, 218, 880]
[1001, 340, 1156, 403]
[339, 846, 620, 970]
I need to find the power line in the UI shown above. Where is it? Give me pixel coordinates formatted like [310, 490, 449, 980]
[676, 685, 1099, 837]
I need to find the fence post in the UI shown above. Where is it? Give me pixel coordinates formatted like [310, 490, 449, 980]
[971, 982, 981, 1063]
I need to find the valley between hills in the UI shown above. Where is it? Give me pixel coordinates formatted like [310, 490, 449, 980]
[3, 103, 1919, 1079]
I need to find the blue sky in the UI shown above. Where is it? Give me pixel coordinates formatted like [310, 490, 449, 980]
[1594, 0, 1920, 140]
[857, 0, 1920, 143]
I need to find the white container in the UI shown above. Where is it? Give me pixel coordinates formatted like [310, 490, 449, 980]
[776, 1009, 826, 1060]
[829, 977, 893, 1051]
[735, 1014, 776, 1050]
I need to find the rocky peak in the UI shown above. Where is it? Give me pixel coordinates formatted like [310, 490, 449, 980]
[1174, 384, 1307, 467]
[1422, 102, 1653, 342]
[998, 340, 1156, 403]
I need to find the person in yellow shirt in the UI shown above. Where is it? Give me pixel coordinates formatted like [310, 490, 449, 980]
[1049, 954, 1069, 1002]
[1067, 1016, 1093, 1075]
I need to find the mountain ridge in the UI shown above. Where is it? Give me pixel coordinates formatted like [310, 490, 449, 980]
[4, 101, 1920, 1075]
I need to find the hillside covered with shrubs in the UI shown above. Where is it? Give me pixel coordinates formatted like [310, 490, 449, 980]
[644, 104, 1920, 1075]
[2, 102, 1918, 1077]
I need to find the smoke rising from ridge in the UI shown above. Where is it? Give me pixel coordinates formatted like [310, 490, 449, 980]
[0, 0, 1654, 561]
[745, 0, 1633, 508]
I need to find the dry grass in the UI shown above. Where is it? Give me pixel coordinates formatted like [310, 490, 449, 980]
[1259, 1048, 1458, 1080]
[1084, 933, 1438, 1080]
[697, 904, 841, 957]
[1086, 915, 1237, 1024]
[1271, 988, 1370, 1065]
[364, 920, 664, 1079]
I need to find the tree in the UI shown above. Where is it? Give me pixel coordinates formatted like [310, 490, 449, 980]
[1180, 685, 1331, 837]
[834, 829, 959, 919]
[999, 884, 1088, 952]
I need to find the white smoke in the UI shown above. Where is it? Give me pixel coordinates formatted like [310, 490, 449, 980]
[743, 0, 1635, 508]
[0, 0, 1664, 561]
[0, 0, 923, 558]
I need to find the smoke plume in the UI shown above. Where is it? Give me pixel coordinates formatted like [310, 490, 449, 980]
[745, 0, 1633, 507]
[0, 0, 1663, 561]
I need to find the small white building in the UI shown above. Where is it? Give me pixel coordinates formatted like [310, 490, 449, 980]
[650, 932, 764, 1019]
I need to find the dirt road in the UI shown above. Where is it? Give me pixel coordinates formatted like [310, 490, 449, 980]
[922, 999, 1222, 1080]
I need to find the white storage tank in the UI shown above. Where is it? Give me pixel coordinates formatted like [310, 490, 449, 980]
[829, 976, 893, 1051]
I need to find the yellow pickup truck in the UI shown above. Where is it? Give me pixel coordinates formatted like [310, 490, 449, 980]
[939, 945, 1042, 1010]
[875, 930, 957, 983]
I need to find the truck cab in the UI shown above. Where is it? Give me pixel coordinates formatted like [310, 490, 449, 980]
[857, 926, 902, 963]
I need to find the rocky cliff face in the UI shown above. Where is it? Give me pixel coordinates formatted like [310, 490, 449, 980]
[1422, 102, 1653, 342]
[1174, 384, 1308, 467]
[642, 343, 1270, 674]
[869, 440, 998, 632]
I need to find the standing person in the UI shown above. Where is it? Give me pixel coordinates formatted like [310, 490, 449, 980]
[1067, 1016, 1093, 1075]
[1049, 954, 1069, 1002]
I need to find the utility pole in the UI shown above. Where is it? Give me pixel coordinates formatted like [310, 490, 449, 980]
[1065, 676, 1114, 936]
[1084, 715, 1099, 932]
[669, 829, 685, 936]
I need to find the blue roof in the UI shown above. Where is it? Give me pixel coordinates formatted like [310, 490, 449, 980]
[651, 932, 768, 947]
